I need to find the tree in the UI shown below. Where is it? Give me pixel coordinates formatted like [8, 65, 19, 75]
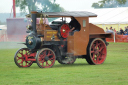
[16, 0, 65, 14]
[92, 0, 128, 8]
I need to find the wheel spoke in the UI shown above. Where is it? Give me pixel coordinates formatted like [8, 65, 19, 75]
[49, 57, 54, 60]
[18, 59, 23, 65]
[99, 46, 105, 52]
[92, 53, 95, 60]
[25, 61, 28, 66]
[91, 51, 95, 53]
[96, 55, 100, 63]
[17, 56, 23, 61]
[47, 51, 52, 56]
[95, 41, 99, 48]
[46, 61, 50, 66]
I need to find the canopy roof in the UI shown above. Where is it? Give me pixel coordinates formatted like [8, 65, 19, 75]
[43, 11, 97, 17]
[27, 11, 97, 18]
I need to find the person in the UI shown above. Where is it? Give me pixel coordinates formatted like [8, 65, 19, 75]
[126, 26, 128, 35]
[69, 17, 81, 32]
[124, 31, 128, 35]
[124, 27, 127, 32]
[120, 28, 124, 35]
[109, 27, 113, 30]
[106, 26, 114, 35]
[114, 28, 116, 33]
[106, 27, 108, 31]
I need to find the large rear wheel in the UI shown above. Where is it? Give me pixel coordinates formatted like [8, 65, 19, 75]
[86, 38, 107, 65]
[36, 48, 56, 68]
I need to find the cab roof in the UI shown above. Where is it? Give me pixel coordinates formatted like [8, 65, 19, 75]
[42, 11, 97, 17]
[26, 11, 97, 18]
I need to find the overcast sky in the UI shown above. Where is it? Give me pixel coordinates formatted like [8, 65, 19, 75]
[0, 0, 101, 13]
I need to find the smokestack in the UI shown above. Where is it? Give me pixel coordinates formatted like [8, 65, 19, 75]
[31, 11, 37, 35]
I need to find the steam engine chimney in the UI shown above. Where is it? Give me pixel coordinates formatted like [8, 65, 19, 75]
[31, 11, 37, 35]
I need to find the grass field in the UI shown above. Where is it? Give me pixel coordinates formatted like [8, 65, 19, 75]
[0, 42, 128, 85]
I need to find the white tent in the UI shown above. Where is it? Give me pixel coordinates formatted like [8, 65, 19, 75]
[85, 7, 128, 24]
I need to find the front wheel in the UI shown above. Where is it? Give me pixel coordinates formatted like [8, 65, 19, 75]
[86, 38, 107, 65]
[14, 48, 33, 67]
[36, 48, 56, 68]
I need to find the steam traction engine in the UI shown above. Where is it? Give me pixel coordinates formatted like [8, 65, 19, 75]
[14, 11, 112, 68]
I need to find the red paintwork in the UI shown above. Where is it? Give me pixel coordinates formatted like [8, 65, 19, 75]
[106, 34, 128, 42]
[60, 24, 70, 38]
[15, 48, 36, 67]
[38, 50, 56, 68]
[90, 40, 107, 64]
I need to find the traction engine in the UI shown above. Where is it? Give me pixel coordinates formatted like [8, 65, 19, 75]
[14, 11, 112, 68]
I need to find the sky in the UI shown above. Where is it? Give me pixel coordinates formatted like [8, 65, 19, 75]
[0, 0, 101, 13]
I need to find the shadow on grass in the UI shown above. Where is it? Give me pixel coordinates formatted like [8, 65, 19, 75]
[53, 63, 89, 68]
[14, 62, 112, 69]
[25, 63, 91, 69]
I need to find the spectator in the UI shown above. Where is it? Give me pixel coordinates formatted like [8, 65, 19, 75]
[124, 27, 127, 32]
[114, 28, 116, 33]
[126, 26, 128, 35]
[109, 27, 113, 30]
[106, 27, 114, 34]
[120, 28, 124, 35]
[106, 27, 108, 31]
[124, 31, 128, 35]
[116, 31, 120, 34]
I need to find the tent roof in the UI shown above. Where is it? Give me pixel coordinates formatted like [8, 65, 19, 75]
[83, 7, 128, 24]
[0, 25, 7, 30]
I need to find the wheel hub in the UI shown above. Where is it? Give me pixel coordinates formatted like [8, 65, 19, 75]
[94, 49, 99, 55]
[44, 56, 49, 61]
[23, 57, 26, 60]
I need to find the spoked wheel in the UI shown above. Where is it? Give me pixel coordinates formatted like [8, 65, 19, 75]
[86, 38, 107, 65]
[58, 24, 70, 40]
[14, 48, 33, 67]
[36, 48, 56, 68]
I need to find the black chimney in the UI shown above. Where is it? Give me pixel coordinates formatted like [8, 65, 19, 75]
[31, 11, 37, 35]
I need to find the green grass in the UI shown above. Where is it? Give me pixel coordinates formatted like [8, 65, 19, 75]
[0, 42, 128, 85]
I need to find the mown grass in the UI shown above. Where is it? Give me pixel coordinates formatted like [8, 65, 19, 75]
[0, 42, 128, 85]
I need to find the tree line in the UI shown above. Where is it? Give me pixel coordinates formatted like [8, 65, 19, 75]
[16, 0, 65, 14]
[92, 0, 128, 8]
[16, 0, 128, 13]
